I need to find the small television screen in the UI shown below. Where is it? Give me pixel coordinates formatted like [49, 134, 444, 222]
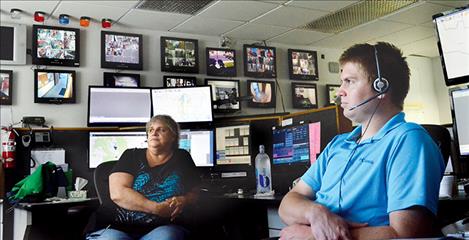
[103, 72, 140, 87]
[32, 25, 80, 67]
[101, 31, 143, 70]
[247, 80, 276, 108]
[449, 86, 469, 158]
[215, 124, 251, 165]
[163, 76, 196, 88]
[292, 83, 318, 109]
[180, 129, 214, 167]
[89, 131, 147, 168]
[326, 84, 341, 106]
[0, 70, 13, 105]
[433, 6, 469, 86]
[88, 86, 151, 126]
[0, 23, 26, 65]
[206, 48, 236, 77]
[243, 44, 276, 78]
[151, 86, 213, 123]
[161, 36, 199, 73]
[34, 69, 76, 104]
[288, 49, 319, 80]
[272, 124, 311, 165]
[205, 79, 240, 113]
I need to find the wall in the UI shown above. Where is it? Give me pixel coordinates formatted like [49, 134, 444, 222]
[432, 57, 453, 125]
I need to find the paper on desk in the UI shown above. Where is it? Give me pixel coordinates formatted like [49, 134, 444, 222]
[31, 148, 66, 172]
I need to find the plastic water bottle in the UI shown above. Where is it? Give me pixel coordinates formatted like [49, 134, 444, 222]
[255, 145, 272, 194]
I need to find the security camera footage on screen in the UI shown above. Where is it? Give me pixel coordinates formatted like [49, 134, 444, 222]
[207, 80, 240, 111]
[37, 72, 73, 99]
[104, 34, 140, 64]
[164, 39, 197, 67]
[36, 28, 76, 60]
[0, 72, 11, 103]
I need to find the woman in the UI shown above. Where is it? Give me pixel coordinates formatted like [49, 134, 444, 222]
[86, 115, 200, 240]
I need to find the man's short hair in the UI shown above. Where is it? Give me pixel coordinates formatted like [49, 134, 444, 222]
[339, 42, 410, 109]
[146, 115, 180, 150]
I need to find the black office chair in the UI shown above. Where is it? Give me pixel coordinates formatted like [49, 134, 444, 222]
[93, 160, 117, 205]
[421, 124, 451, 166]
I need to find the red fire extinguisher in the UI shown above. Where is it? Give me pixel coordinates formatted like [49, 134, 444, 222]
[1, 128, 16, 169]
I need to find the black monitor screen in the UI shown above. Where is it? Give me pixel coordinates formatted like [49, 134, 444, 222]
[103, 72, 140, 87]
[215, 124, 251, 165]
[161, 37, 199, 73]
[163, 76, 196, 88]
[450, 86, 469, 158]
[180, 129, 214, 167]
[0, 70, 13, 105]
[34, 69, 76, 104]
[32, 25, 80, 67]
[0, 26, 14, 61]
[206, 48, 236, 77]
[273, 124, 310, 165]
[101, 31, 143, 70]
[247, 80, 276, 108]
[206, 79, 240, 112]
[288, 49, 319, 80]
[243, 45, 276, 78]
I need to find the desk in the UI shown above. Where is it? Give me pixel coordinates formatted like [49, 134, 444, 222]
[14, 198, 99, 240]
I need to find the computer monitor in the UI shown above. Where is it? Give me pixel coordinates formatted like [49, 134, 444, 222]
[32, 25, 80, 67]
[151, 86, 213, 123]
[161, 36, 199, 73]
[205, 78, 241, 113]
[101, 31, 143, 70]
[449, 86, 469, 159]
[0, 22, 26, 65]
[103, 72, 140, 87]
[0, 70, 13, 105]
[215, 124, 251, 165]
[433, 6, 469, 86]
[89, 131, 147, 168]
[34, 69, 76, 104]
[88, 86, 151, 126]
[179, 129, 214, 167]
[272, 124, 310, 165]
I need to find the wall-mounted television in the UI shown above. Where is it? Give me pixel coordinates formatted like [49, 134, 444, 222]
[151, 86, 213, 123]
[163, 76, 196, 88]
[179, 129, 214, 167]
[0, 23, 26, 65]
[0, 70, 13, 105]
[34, 69, 76, 104]
[101, 31, 143, 70]
[215, 124, 251, 165]
[32, 25, 80, 67]
[433, 6, 469, 86]
[292, 83, 318, 109]
[88, 86, 151, 126]
[288, 49, 319, 81]
[243, 44, 276, 78]
[206, 48, 236, 77]
[449, 86, 469, 159]
[103, 72, 140, 87]
[326, 84, 341, 106]
[247, 80, 276, 108]
[161, 36, 198, 73]
[205, 78, 241, 113]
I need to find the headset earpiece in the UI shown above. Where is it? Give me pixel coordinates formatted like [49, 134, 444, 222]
[373, 77, 389, 93]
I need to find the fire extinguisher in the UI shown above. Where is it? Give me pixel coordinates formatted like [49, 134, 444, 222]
[1, 127, 16, 169]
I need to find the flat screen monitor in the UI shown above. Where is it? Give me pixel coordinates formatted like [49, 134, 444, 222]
[449, 86, 469, 158]
[206, 48, 236, 77]
[288, 49, 319, 81]
[243, 44, 276, 78]
[292, 83, 318, 109]
[179, 129, 214, 167]
[247, 80, 276, 108]
[32, 25, 80, 67]
[433, 6, 469, 86]
[0, 23, 26, 65]
[88, 86, 151, 126]
[163, 76, 196, 88]
[101, 31, 143, 70]
[0, 70, 13, 105]
[89, 131, 147, 168]
[161, 36, 199, 73]
[326, 84, 341, 106]
[34, 69, 76, 104]
[103, 72, 140, 87]
[205, 78, 241, 113]
[151, 86, 213, 123]
[272, 124, 311, 165]
[215, 124, 251, 165]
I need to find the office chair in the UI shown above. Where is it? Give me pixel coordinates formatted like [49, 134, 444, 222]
[93, 160, 117, 205]
[421, 124, 451, 166]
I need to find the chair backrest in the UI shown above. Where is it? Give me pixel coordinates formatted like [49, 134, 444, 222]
[421, 124, 451, 166]
[94, 160, 117, 205]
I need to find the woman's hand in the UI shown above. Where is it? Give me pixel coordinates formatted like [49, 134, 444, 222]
[167, 196, 186, 221]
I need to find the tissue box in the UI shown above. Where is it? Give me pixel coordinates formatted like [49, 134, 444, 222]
[68, 190, 87, 199]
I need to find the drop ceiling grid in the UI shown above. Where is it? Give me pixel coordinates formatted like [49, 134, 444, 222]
[119, 8, 191, 31]
[53, 1, 132, 23]
[269, 29, 332, 45]
[384, 2, 454, 25]
[171, 16, 245, 36]
[286, 0, 359, 12]
[251, 5, 329, 28]
[224, 22, 291, 41]
[0, 0, 60, 17]
[197, 1, 279, 22]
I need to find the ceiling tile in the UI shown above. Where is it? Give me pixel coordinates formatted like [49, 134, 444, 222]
[385, 2, 454, 25]
[252, 6, 328, 28]
[79, 1, 138, 9]
[53, 1, 132, 23]
[429, 0, 469, 8]
[0, 1, 59, 16]
[286, 0, 358, 12]
[198, 1, 278, 21]
[269, 29, 332, 45]
[373, 26, 436, 47]
[400, 36, 439, 57]
[346, 20, 413, 43]
[258, 0, 289, 4]
[225, 23, 291, 41]
[119, 9, 191, 31]
[172, 16, 244, 36]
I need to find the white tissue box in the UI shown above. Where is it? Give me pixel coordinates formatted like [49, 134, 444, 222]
[68, 190, 87, 199]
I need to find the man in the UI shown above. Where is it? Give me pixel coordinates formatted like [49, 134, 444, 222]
[278, 42, 445, 240]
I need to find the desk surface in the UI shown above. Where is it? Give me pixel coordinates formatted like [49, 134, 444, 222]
[16, 197, 99, 210]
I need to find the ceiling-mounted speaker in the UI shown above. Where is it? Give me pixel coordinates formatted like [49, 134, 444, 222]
[328, 62, 339, 73]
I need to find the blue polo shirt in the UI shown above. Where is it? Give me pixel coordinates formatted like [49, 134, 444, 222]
[301, 112, 445, 226]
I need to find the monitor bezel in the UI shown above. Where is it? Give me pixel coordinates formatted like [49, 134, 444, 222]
[205, 78, 241, 113]
[288, 49, 319, 81]
[0, 70, 13, 105]
[101, 31, 143, 70]
[160, 36, 199, 74]
[247, 79, 276, 108]
[291, 82, 318, 109]
[243, 44, 277, 78]
[163, 75, 197, 88]
[103, 72, 141, 87]
[0, 22, 27, 65]
[87, 86, 152, 127]
[449, 85, 469, 159]
[206, 47, 237, 77]
[32, 24, 80, 67]
[34, 69, 76, 104]
[271, 124, 312, 166]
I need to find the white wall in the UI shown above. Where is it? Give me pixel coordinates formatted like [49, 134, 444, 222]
[432, 57, 453, 124]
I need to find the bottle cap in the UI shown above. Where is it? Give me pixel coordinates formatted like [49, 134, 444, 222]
[259, 145, 265, 153]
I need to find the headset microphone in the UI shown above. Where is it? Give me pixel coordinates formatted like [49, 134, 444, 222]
[348, 92, 384, 111]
